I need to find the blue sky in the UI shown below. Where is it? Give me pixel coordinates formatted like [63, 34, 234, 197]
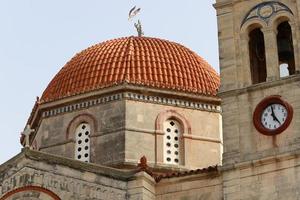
[0, 0, 218, 164]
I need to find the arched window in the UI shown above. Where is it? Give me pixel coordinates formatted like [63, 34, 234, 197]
[277, 21, 295, 77]
[75, 123, 91, 162]
[249, 28, 267, 84]
[163, 119, 182, 165]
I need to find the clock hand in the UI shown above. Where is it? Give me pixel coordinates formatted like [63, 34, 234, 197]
[270, 106, 276, 118]
[273, 114, 281, 125]
[271, 106, 281, 125]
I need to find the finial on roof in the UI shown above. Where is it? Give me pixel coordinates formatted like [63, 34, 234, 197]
[128, 5, 144, 36]
[134, 20, 144, 37]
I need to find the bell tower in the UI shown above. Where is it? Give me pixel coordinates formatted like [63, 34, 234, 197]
[215, 0, 300, 165]
[215, 0, 300, 198]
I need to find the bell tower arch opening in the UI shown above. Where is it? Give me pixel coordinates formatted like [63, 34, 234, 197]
[277, 21, 295, 77]
[249, 27, 267, 84]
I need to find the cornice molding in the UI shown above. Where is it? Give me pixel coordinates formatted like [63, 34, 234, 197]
[219, 74, 300, 98]
[41, 92, 221, 119]
[221, 149, 300, 172]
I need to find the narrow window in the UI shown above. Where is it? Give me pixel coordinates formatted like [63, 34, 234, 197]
[75, 123, 91, 162]
[277, 21, 295, 77]
[249, 28, 267, 84]
[163, 120, 182, 165]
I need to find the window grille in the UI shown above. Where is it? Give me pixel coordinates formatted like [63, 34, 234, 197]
[163, 120, 181, 165]
[75, 123, 90, 162]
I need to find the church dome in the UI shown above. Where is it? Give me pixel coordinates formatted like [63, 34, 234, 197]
[41, 36, 220, 103]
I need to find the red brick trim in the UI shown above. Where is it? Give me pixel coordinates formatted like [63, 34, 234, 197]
[154, 110, 191, 164]
[0, 185, 61, 200]
[66, 113, 97, 139]
[155, 110, 191, 135]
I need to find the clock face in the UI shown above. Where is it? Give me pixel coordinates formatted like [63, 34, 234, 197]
[261, 104, 288, 130]
[253, 96, 293, 136]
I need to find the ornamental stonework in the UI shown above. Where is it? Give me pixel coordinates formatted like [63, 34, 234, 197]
[241, 1, 293, 27]
[0, 167, 127, 200]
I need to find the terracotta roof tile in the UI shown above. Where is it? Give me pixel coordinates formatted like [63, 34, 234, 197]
[136, 157, 219, 183]
[153, 165, 219, 182]
[41, 36, 220, 103]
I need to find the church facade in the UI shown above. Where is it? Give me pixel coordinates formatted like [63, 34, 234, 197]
[1, 0, 300, 199]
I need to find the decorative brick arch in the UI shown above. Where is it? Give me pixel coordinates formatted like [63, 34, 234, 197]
[0, 185, 61, 200]
[66, 113, 97, 140]
[155, 110, 191, 135]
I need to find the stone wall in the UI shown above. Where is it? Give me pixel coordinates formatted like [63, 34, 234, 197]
[32, 90, 222, 170]
[125, 99, 222, 169]
[223, 154, 300, 200]
[215, 0, 300, 165]
[0, 150, 221, 200]
[221, 69, 300, 165]
[35, 100, 126, 166]
[216, 1, 300, 199]
[156, 173, 222, 200]
[0, 153, 129, 200]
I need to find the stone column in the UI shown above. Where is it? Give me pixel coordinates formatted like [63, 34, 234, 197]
[289, 22, 300, 73]
[240, 32, 252, 86]
[262, 27, 280, 81]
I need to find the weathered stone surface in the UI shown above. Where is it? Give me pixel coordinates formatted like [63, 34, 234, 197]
[0, 150, 132, 199]
[216, 0, 300, 199]
[0, 150, 222, 200]
[4, 1, 300, 199]
[125, 100, 222, 169]
[35, 100, 126, 166]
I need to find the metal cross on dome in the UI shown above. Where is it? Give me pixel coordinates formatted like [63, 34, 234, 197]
[128, 4, 144, 37]
[21, 124, 35, 148]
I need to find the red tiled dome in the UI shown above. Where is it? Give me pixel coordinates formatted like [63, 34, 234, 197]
[41, 36, 220, 103]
